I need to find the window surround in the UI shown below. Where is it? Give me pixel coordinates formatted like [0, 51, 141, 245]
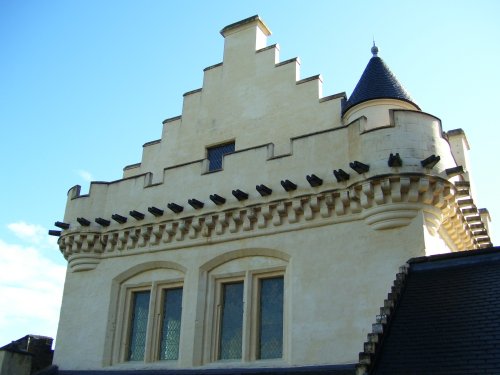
[207, 267, 286, 363]
[116, 279, 184, 364]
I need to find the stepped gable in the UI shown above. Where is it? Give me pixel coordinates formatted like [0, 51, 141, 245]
[344, 44, 419, 114]
[370, 247, 500, 375]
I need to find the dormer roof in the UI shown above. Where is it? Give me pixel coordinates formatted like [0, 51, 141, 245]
[344, 45, 420, 114]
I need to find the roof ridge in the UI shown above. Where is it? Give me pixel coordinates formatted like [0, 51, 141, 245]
[409, 246, 500, 265]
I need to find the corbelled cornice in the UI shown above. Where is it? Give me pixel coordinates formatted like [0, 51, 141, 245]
[58, 174, 490, 272]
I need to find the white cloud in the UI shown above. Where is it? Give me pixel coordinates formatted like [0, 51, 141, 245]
[0, 228, 66, 345]
[7, 221, 57, 249]
[77, 169, 93, 182]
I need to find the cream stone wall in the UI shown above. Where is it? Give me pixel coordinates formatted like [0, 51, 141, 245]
[55, 215, 426, 370]
[54, 15, 491, 371]
[343, 99, 418, 132]
[446, 129, 476, 199]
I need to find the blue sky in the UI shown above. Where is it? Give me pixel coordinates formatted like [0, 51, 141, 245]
[1, 0, 499, 346]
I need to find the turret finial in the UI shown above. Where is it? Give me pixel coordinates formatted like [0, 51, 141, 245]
[371, 40, 379, 57]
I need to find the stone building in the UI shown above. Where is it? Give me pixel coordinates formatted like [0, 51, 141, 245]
[0, 335, 53, 375]
[52, 16, 492, 374]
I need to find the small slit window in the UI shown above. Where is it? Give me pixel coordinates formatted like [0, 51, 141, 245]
[207, 142, 235, 172]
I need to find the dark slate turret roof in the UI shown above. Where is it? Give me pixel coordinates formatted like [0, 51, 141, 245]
[344, 45, 419, 114]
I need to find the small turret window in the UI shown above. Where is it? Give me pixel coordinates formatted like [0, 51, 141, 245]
[207, 142, 235, 172]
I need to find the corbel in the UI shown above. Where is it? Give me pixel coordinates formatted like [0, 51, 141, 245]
[258, 205, 273, 228]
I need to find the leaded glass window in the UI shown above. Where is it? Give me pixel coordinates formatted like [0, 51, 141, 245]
[218, 282, 244, 360]
[209, 270, 286, 363]
[258, 277, 284, 359]
[207, 142, 235, 172]
[159, 288, 183, 360]
[128, 291, 150, 361]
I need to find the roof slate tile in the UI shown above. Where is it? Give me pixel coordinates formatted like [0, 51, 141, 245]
[344, 55, 419, 114]
[372, 247, 500, 374]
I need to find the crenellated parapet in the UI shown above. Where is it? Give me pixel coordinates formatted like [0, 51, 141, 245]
[64, 110, 460, 219]
[58, 105, 492, 273]
[59, 174, 490, 272]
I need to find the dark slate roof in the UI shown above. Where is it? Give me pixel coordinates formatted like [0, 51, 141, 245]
[372, 247, 500, 375]
[343, 50, 419, 114]
[0, 341, 32, 355]
[56, 364, 355, 375]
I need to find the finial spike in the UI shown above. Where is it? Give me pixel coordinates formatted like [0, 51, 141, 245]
[371, 39, 379, 57]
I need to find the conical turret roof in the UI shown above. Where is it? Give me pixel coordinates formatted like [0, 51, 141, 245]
[344, 45, 419, 114]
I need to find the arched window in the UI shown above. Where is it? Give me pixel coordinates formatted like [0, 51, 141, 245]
[110, 262, 186, 364]
[215, 272, 284, 360]
[199, 250, 289, 364]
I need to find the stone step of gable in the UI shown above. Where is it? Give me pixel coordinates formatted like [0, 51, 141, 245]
[364, 341, 377, 353]
[355, 363, 369, 375]
[358, 352, 373, 365]
[367, 332, 381, 343]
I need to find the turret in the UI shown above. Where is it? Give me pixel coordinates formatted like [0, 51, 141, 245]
[343, 44, 420, 131]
